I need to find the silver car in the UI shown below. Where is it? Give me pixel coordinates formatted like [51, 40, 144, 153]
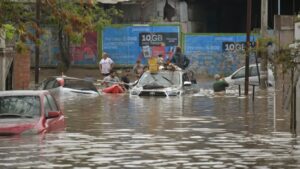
[130, 70, 198, 97]
[224, 64, 275, 87]
[38, 76, 100, 96]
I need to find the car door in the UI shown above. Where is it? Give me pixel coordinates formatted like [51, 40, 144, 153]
[43, 94, 64, 132]
[231, 67, 246, 85]
[249, 65, 260, 85]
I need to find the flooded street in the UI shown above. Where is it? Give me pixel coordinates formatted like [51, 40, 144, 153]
[0, 83, 300, 168]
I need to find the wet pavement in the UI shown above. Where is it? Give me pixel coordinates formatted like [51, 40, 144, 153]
[0, 82, 300, 168]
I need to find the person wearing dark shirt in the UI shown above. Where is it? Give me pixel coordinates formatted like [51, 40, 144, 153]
[171, 46, 190, 70]
[121, 69, 130, 90]
[213, 74, 229, 93]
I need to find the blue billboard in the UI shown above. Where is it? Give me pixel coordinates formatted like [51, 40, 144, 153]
[102, 25, 180, 65]
[184, 34, 257, 75]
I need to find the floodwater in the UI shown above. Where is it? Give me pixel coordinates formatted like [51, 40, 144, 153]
[0, 83, 300, 169]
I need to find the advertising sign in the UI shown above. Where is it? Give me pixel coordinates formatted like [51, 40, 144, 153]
[184, 34, 257, 75]
[222, 42, 256, 52]
[102, 25, 180, 65]
[139, 32, 179, 46]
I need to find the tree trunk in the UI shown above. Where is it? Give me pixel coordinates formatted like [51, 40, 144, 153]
[58, 26, 70, 73]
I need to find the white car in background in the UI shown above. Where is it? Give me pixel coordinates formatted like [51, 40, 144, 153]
[224, 64, 275, 87]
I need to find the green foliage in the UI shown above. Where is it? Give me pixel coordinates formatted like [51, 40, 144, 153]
[15, 41, 28, 53]
[0, 1, 39, 48]
[256, 37, 300, 74]
[256, 37, 276, 52]
[44, 1, 122, 44]
[70, 32, 83, 44]
[2, 24, 15, 40]
[276, 47, 300, 73]
[1, 0, 122, 72]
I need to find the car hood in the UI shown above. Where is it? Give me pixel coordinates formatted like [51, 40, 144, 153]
[131, 86, 182, 96]
[0, 118, 38, 135]
[224, 76, 231, 82]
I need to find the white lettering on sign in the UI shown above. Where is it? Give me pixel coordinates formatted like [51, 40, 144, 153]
[141, 34, 163, 42]
[223, 42, 256, 52]
[224, 43, 245, 51]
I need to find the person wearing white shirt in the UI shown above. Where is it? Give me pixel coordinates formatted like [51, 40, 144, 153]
[99, 52, 114, 76]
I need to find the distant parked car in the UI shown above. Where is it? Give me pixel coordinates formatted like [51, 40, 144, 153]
[130, 69, 198, 97]
[38, 76, 99, 95]
[0, 90, 65, 135]
[224, 64, 275, 86]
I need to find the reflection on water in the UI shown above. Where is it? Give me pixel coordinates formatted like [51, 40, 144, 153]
[0, 86, 299, 168]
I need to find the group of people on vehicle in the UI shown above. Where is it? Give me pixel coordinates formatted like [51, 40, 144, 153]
[98, 46, 191, 91]
[98, 46, 229, 94]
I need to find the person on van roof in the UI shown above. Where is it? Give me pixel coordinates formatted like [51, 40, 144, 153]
[171, 46, 190, 69]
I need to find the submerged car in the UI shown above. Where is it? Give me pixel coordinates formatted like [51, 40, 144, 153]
[38, 76, 99, 95]
[224, 64, 275, 86]
[130, 70, 198, 97]
[0, 90, 65, 135]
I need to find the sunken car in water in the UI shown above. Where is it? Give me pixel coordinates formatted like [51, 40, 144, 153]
[0, 90, 65, 135]
[130, 70, 198, 97]
[38, 76, 99, 95]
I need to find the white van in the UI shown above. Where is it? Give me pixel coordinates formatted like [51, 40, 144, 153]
[224, 64, 275, 87]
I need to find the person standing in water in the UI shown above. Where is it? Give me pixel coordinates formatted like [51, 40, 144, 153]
[99, 52, 114, 77]
[213, 74, 229, 93]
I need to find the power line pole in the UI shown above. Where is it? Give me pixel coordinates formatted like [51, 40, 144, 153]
[260, 0, 268, 89]
[245, 0, 252, 95]
[35, 0, 41, 85]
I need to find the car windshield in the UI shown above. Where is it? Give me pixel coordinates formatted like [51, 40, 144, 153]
[64, 79, 98, 92]
[0, 96, 40, 118]
[137, 71, 181, 88]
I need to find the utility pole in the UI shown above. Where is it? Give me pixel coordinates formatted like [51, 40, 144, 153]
[35, 0, 41, 84]
[245, 0, 252, 95]
[260, 0, 268, 89]
[278, 0, 280, 15]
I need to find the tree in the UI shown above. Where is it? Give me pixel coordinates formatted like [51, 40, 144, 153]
[0, 0, 37, 51]
[43, 0, 121, 72]
[0, 0, 122, 72]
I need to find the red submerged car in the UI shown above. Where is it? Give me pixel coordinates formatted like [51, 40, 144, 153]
[0, 90, 65, 136]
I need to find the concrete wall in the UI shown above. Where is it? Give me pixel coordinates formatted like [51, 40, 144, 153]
[296, 22, 300, 41]
[274, 15, 295, 47]
[0, 48, 14, 91]
[117, 0, 188, 25]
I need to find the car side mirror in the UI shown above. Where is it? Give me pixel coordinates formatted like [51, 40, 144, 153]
[46, 111, 60, 119]
[184, 81, 192, 86]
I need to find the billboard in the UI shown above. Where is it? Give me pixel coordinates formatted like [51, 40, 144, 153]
[102, 25, 180, 65]
[184, 34, 257, 75]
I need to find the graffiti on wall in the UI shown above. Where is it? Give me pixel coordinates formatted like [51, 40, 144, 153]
[184, 34, 257, 75]
[70, 32, 97, 64]
[102, 25, 180, 65]
[30, 28, 97, 66]
[29, 27, 59, 66]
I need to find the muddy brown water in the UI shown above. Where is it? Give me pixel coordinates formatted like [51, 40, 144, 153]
[0, 68, 299, 168]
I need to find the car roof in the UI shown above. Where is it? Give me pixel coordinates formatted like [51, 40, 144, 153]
[47, 76, 86, 81]
[250, 63, 261, 66]
[145, 70, 183, 74]
[0, 90, 49, 97]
